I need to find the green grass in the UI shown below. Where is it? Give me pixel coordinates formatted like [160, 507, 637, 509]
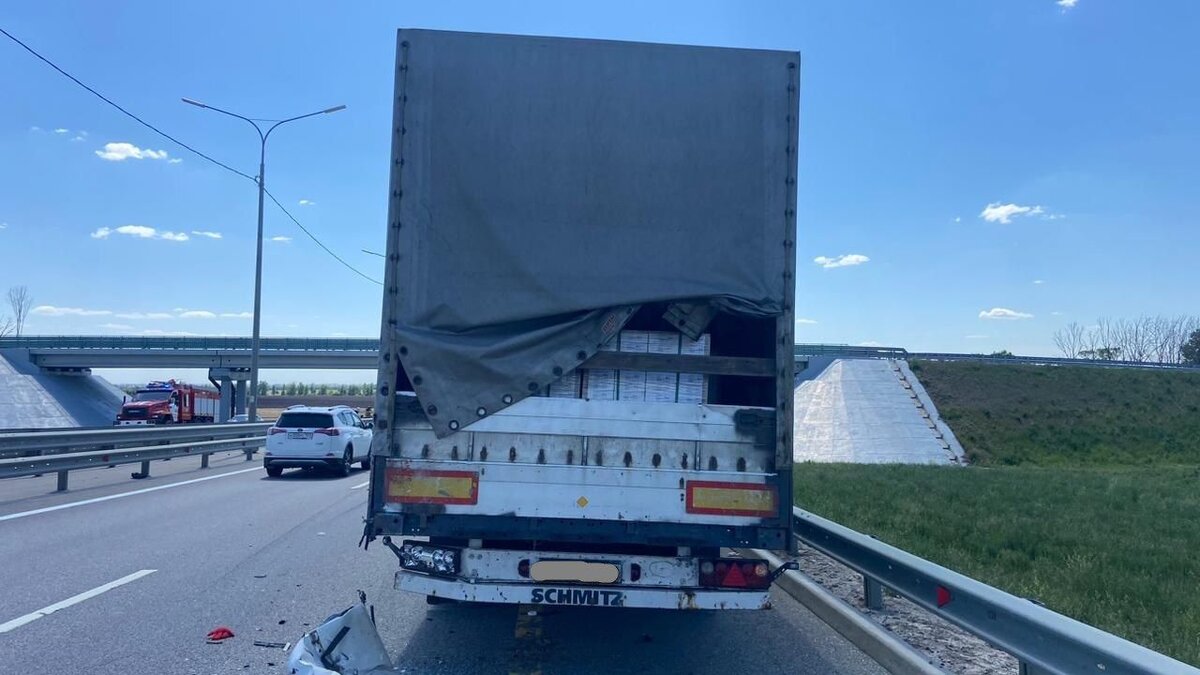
[910, 360, 1200, 466]
[795, 463, 1200, 665]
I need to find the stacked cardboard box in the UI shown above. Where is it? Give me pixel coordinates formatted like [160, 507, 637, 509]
[645, 331, 681, 402]
[547, 370, 582, 398]
[617, 331, 649, 401]
[677, 334, 711, 404]
[579, 330, 710, 404]
[581, 338, 619, 400]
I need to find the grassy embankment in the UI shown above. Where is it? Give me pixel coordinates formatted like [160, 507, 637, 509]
[795, 361, 1200, 664]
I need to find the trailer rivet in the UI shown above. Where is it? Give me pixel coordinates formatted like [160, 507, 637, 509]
[449, 420, 459, 430]
[426, 405, 438, 416]
[552, 366, 563, 376]
[476, 407, 487, 417]
[528, 381, 539, 392]
[502, 394, 514, 405]
[412, 375, 423, 386]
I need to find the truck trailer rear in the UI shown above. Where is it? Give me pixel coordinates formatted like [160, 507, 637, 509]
[365, 29, 799, 611]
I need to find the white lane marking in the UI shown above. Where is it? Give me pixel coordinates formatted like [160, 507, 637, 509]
[350, 481, 370, 490]
[0, 467, 262, 523]
[0, 569, 157, 633]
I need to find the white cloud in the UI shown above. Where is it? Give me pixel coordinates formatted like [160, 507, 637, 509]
[0, 222, 7, 229]
[298, 199, 315, 206]
[1051, 311, 1064, 316]
[71, 136, 85, 142]
[954, 216, 962, 223]
[1057, 0, 1078, 10]
[330, 332, 349, 337]
[220, 312, 253, 319]
[30, 126, 41, 132]
[54, 128, 69, 134]
[32, 305, 112, 317]
[168, 158, 182, 164]
[813, 254, 870, 269]
[979, 307, 1034, 320]
[178, 310, 217, 319]
[191, 230, 222, 239]
[91, 225, 188, 242]
[94, 142, 172, 162]
[1044, 213, 1065, 221]
[115, 312, 174, 320]
[794, 318, 818, 326]
[965, 334, 989, 339]
[979, 202, 1044, 224]
[270, 236, 292, 243]
[99, 323, 134, 330]
[858, 341, 883, 347]
[1033, 280, 1045, 285]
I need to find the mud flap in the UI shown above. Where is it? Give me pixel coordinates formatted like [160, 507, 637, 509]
[286, 602, 393, 674]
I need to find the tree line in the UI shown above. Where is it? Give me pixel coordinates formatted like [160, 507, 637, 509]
[0, 286, 32, 338]
[1054, 316, 1200, 364]
[256, 382, 376, 396]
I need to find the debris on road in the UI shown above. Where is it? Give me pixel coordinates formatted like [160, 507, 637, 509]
[206, 626, 235, 643]
[288, 598, 391, 675]
[253, 640, 289, 649]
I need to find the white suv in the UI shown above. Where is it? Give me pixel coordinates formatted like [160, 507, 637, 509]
[264, 406, 373, 478]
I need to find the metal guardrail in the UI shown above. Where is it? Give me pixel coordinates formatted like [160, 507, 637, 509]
[794, 343, 1200, 371]
[0, 423, 271, 459]
[792, 507, 1198, 675]
[0, 424, 269, 491]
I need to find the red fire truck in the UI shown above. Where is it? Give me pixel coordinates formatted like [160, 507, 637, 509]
[115, 380, 221, 425]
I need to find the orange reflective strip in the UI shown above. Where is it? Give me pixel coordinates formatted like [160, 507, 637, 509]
[686, 480, 777, 517]
[385, 468, 479, 505]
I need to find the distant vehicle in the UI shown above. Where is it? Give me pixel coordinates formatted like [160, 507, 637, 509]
[115, 380, 219, 426]
[228, 413, 264, 423]
[264, 405, 372, 478]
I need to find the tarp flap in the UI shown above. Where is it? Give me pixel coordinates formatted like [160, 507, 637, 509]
[388, 30, 795, 436]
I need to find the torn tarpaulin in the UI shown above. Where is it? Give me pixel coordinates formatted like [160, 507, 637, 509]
[287, 602, 392, 675]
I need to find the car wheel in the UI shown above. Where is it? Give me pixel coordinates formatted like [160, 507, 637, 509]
[265, 465, 283, 478]
[338, 447, 352, 477]
[359, 454, 371, 470]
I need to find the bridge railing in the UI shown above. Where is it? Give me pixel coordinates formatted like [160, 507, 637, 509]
[0, 336, 380, 351]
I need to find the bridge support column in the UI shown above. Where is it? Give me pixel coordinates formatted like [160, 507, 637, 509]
[209, 368, 235, 423]
[235, 379, 248, 416]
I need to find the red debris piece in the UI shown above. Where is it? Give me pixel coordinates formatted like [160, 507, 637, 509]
[936, 586, 953, 608]
[207, 626, 235, 641]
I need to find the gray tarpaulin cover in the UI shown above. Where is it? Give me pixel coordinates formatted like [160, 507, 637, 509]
[387, 30, 796, 436]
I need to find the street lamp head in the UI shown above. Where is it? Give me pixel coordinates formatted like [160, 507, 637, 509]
[323, 105, 347, 114]
[181, 97, 208, 109]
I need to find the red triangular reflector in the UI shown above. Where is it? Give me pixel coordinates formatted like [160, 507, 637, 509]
[936, 586, 952, 608]
[723, 563, 748, 588]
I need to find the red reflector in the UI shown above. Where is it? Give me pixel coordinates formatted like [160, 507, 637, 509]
[268, 428, 287, 435]
[723, 563, 747, 588]
[937, 586, 953, 607]
[315, 428, 340, 436]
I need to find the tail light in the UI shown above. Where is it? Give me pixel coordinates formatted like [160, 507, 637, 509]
[268, 428, 287, 435]
[315, 428, 341, 436]
[699, 558, 771, 589]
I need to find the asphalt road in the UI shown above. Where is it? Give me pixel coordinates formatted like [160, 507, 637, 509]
[0, 461, 886, 675]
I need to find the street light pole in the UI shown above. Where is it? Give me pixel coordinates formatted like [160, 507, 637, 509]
[182, 98, 345, 422]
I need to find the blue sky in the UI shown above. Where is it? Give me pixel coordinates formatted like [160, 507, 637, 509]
[2, 0, 1198, 384]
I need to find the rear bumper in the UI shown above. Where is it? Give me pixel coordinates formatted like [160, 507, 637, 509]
[395, 572, 772, 610]
[264, 457, 342, 469]
[116, 420, 152, 426]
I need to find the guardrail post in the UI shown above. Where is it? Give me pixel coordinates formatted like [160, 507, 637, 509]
[139, 460, 150, 477]
[201, 453, 209, 469]
[244, 448, 254, 461]
[863, 575, 884, 610]
[57, 470, 69, 492]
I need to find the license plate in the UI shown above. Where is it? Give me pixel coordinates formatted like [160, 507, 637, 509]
[530, 587, 624, 607]
[288, 432, 312, 439]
